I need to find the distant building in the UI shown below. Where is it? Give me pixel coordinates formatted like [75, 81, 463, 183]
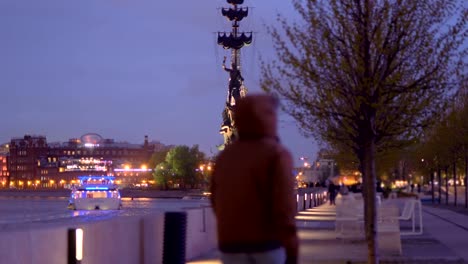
[8, 135, 48, 188]
[295, 151, 339, 187]
[0, 143, 9, 187]
[7, 134, 156, 188]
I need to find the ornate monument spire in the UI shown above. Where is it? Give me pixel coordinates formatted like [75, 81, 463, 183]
[217, 0, 252, 149]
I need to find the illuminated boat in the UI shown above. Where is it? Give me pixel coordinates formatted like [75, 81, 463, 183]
[68, 176, 122, 210]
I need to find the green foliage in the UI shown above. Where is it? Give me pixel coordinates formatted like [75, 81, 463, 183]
[261, 0, 465, 156]
[164, 145, 206, 188]
[151, 145, 208, 189]
[261, 1, 466, 262]
[417, 89, 468, 174]
[153, 162, 170, 190]
[149, 148, 171, 170]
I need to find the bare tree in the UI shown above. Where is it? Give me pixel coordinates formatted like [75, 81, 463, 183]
[261, 0, 466, 262]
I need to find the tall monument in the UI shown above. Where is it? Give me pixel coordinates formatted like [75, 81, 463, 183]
[217, 0, 253, 149]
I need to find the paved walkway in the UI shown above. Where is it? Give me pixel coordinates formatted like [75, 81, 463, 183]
[188, 201, 468, 264]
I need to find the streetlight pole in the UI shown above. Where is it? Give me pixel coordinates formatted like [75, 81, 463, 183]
[445, 166, 449, 205]
[422, 158, 434, 204]
[438, 166, 442, 204]
[431, 171, 435, 204]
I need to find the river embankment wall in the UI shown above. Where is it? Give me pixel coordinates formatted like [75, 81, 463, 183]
[0, 206, 216, 264]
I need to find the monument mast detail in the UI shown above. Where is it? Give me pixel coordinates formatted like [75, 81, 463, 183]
[217, 0, 252, 149]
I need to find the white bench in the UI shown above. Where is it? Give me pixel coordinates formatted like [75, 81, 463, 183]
[377, 205, 402, 255]
[398, 199, 423, 235]
[335, 197, 364, 239]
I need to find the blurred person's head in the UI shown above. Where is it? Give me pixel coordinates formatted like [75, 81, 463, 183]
[234, 94, 279, 140]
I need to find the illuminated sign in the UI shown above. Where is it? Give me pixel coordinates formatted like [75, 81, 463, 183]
[114, 168, 152, 172]
[84, 186, 109, 191]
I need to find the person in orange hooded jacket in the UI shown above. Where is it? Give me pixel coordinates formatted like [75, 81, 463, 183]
[210, 94, 298, 264]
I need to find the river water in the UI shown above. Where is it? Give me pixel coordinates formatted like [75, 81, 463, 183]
[0, 196, 210, 232]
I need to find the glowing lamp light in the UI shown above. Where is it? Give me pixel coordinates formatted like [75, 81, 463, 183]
[68, 228, 84, 262]
[76, 228, 83, 261]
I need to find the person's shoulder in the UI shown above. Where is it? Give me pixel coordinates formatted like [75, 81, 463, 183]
[269, 139, 292, 156]
[260, 139, 293, 164]
[257, 138, 288, 151]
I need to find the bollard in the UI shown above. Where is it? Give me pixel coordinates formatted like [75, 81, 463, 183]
[68, 228, 83, 264]
[163, 212, 187, 264]
[303, 194, 307, 210]
[296, 194, 300, 212]
[299, 195, 304, 211]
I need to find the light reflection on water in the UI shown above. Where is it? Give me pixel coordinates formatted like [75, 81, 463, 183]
[0, 196, 209, 231]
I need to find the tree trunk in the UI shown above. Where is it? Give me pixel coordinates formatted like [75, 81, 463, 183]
[445, 167, 449, 205]
[438, 167, 442, 204]
[465, 156, 467, 209]
[453, 161, 457, 207]
[361, 1, 377, 262]
[361, 139, 378, 264]
[431, 171, 435, 204]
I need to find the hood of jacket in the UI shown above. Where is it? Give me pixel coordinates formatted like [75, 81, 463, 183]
[234, 94, 278, 140]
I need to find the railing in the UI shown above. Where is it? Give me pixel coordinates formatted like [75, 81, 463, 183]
[295, 187, 328, 211]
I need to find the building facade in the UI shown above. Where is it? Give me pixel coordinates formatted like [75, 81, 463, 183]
[0, 144, 9, 188]
[8, 134, 155, 188]
[8, 135, 48, 188]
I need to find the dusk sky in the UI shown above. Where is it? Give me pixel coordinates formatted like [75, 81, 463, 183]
[0, 0, 319, 165]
